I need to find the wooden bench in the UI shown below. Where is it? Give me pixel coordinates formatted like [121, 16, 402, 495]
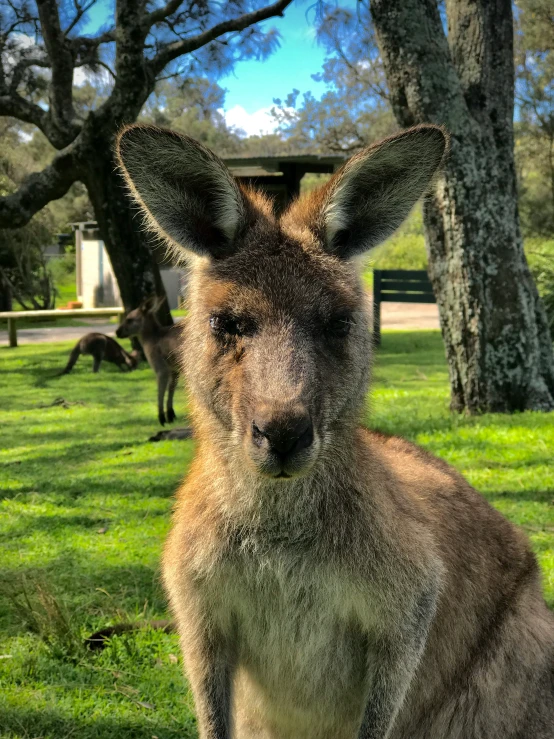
[0, 308, 125, 348]
[372, 269, 436, 345]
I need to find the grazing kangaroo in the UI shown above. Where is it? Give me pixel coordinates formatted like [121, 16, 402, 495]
[117, 124, 554, 739]
[60, 332, 139, 374]
[116, 298, 181, 425]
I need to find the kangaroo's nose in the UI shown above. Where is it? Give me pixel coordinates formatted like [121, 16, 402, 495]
[252, 411, 313, 457]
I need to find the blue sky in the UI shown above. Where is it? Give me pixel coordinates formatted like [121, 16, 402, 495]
[78, 1, 352, 135]
[220, 2, 334, 135]
[221, 3, 328, 113]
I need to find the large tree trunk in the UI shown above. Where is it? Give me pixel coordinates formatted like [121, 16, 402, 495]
[371, 0, 554, 412]
[0, 274, 12, 311]
[77, 0, 172, 325]
[80, 126, 172, 326]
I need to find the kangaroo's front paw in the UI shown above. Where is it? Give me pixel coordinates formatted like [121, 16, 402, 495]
[167, 408, 176, 423]
[158, 411, 166, 426]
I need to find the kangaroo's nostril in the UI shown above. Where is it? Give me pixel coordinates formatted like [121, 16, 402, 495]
[251, 414, 313, 457]
[252, 422, 265, 448]
[295, 421, 313, 453]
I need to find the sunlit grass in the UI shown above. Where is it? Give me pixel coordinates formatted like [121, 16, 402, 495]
[0, 331, 552, 738]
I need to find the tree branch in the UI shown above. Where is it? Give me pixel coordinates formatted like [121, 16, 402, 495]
[0, 145, 78, 229]
[371, 0, 469, 133]
[0, 91, 47, 131]
[146, 0, 185, 28]
[149, 0, 294, 76]
[36, 0, 77, 134]
[8, 55, 50, 94]
[64, 0, 97, 36]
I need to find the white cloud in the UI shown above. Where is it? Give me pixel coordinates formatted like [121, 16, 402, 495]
[73, 65, 113, 88]
[2, 32, 43, 72]
[73, 66, 89, 86]
[224, 105, 279, 137]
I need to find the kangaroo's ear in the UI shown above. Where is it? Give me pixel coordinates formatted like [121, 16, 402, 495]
[140, 295, 156, 313]
[320, 125, 448, 259]
[116, 125, 246, 260]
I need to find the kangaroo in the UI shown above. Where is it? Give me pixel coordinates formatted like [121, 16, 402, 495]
[116, 298, 181, 425]
[116, 124, 554, 739]
[60, 332, 139, 374]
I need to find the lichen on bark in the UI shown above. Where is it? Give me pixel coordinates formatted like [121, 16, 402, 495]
[371, 0, 554, 413]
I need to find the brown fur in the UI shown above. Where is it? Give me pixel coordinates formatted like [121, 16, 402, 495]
[60, 332, 139, 374]
[116, 124, 554, 738]
[116, 298, 181, 425]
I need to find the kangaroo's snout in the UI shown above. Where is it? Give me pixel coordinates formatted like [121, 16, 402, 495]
[248, 404, 315, 478]
[252, 412, 313, 456]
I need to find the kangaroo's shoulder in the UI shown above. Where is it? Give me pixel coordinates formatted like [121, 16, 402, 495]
[358, 427, 493, 518]
[362, 428, 459, 479]
[358, 427, 530, 560]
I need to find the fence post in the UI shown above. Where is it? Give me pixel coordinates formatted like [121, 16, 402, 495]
[8, 317, 17, 347]
[373, 270, 381, 346]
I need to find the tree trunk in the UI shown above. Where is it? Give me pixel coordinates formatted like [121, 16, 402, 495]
[81, 135, 173, 326]
[0, 274, 12, 311]
[371, 0, 554, 412]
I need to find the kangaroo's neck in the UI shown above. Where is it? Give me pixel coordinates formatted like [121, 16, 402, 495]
[140, 313, 164, 342]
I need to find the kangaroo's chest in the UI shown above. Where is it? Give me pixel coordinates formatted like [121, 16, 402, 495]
[209, 550, 372, 727]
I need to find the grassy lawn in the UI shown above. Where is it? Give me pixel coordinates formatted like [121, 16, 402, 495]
[1, 331, 553, 738]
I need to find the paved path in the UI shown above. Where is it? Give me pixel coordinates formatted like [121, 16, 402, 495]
[378, 302, 440, 330]
[0, 304, 440, 347]
[0, 320, 117, 347]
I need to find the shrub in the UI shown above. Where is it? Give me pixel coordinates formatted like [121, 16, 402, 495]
[526, 239, 554, 332]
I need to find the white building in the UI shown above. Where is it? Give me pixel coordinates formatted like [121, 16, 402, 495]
[71, 222, 185, 310]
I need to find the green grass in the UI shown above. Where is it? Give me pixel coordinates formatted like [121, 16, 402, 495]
[1, 331, 553, 738]
[51, 259, 78, 306]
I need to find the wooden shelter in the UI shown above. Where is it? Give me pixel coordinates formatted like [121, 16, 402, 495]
[225, 154, 347, 212]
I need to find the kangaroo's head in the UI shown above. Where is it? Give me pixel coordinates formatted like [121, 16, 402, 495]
[116, 296, 160, 339]
[117, 125, 446, 480]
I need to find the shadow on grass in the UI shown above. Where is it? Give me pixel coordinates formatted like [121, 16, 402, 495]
[0, 560, 169, 634]
[367, 399, 554, 441]
[0, 478, 180, 502]
[0, 513, 108, 538]
[488, 489, 554, 504]
[0, 705, 195, 739]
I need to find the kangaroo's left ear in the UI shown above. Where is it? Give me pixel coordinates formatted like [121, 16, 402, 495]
[116, 125, 246, 261]
[319, 125, 448, 259]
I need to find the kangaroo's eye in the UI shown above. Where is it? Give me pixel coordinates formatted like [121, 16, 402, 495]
[327, 315, 354, 339]
[210, 314, 255, 339]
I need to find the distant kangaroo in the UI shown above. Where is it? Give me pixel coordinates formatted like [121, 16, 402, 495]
[117, 124, 554, 739]
[116, 298, 181, 425]
[61, 332, 138, 374]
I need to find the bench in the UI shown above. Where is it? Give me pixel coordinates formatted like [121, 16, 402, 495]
[0, 307, 125, 348]
[372, 269, 436, 345]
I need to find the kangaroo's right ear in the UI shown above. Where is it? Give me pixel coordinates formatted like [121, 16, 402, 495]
[140, 295, 156, 313]
[116, 125, 246, 260]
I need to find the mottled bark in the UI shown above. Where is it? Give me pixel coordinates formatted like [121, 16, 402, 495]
[73, 2, 173, 321]
[82, 142, 172, 323]
[371, 0, 554, 412]
[36, 0, 80, 141]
